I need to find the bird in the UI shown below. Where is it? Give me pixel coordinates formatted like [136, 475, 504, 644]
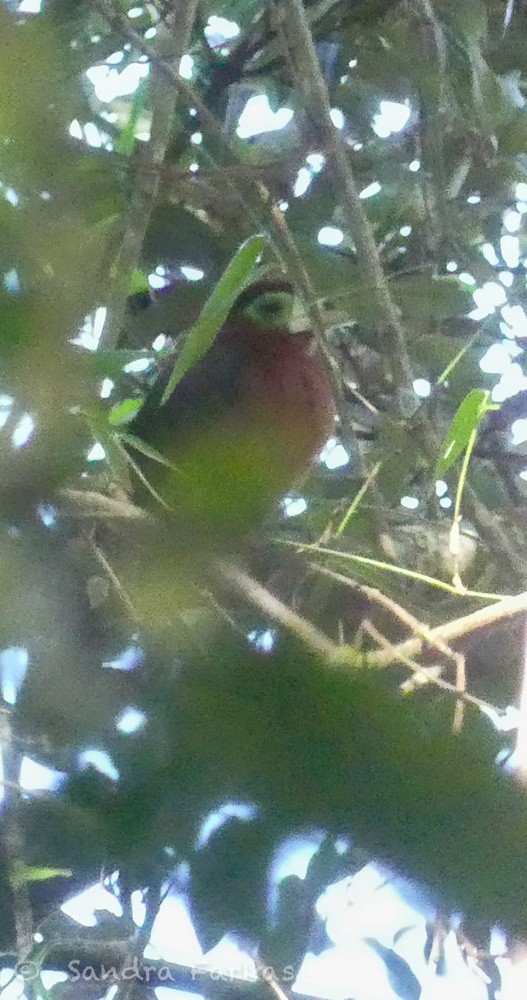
[126, 275, 336, 551]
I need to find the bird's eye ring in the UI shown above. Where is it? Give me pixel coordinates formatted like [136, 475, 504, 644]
[243, 291, 294, 329]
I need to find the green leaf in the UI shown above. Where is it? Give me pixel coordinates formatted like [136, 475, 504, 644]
[115, 79, 148, 157]
[109, 398, 143, 426]
[119, 432, 180, 471]
[392, 275, 473, 322]
[436, 389, 493, 477]
[12, 864, 72, 888]
[129, 268, 151, 296]
[160, 234, 267, 404]
[83, 401, 131, 488]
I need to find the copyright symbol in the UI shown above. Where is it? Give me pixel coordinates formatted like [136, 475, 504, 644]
[16, 961, 38, 980]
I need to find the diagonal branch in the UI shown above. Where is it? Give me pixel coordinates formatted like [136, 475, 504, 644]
[310, 562, 467, 728]
[218, 562, 336, 660]
[0, 712, 34, 960]
[371, 588, 527, 668]
[97, 0, 200, 349]
[277, 0, 527, 588]
[279, 0, 414, 396]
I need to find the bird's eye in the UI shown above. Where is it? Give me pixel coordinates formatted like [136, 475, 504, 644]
[243, 292, 293, 329]
[259, 300, 282, 318]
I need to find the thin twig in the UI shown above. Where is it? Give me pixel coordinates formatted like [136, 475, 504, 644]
[309, 562, 467, 727]
[362, 622, 491, 714]
[200, 587, 248, 638]
[414, 0, 450, 253]
[283, 540, 506, 600]
[335, 461, 382, 538]
[371, 588, 527, 668]
[218, 562, 336, 659]
[59, 488, 148, 520]
[97, 0, 200, 349]
[311, 562, 462, 663]
[465, 485, 527, 586]
[255, 183, 361, 457]
[255, 957, 294, 1000]
[512, 617, 527, 784]
[0, 713, 33, 961]
[117, 880, 166, 1000]
[280, 0, 414, 396]
[96, 2, 272, 242]
[216, 561, 501, 719]
[87, 533, 137, 618]
[279, 0, 527, 588]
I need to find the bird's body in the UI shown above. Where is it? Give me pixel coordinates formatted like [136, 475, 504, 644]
[128, 277, 335, 544]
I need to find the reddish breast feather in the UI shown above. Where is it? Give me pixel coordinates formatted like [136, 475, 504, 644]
[243, 335, 335, 475]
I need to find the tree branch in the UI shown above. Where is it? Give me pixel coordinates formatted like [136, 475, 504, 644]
[218, 562, 336, 660]
[277, 0, 527, 588]
[279, 0, 414, 396]
[0, 712, 34, 961]
[371, 588, 527, 668]
[97, 0, 200, 349]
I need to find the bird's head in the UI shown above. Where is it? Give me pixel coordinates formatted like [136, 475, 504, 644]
[229, 277, 313, 339]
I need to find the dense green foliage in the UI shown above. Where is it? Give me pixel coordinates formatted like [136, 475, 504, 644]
[3, 0, 527, 996]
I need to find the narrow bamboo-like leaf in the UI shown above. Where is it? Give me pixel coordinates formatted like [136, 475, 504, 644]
[109, 398, 143, 426]
[161, 234, 266, 404]
[12, 864, 72, 888]
[84, 401, 131, 488]
[436, 389, 492, 477]
[120, 432, 180, 471]
[436, 330, 482, 386]
[115, 79, 148, 157]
